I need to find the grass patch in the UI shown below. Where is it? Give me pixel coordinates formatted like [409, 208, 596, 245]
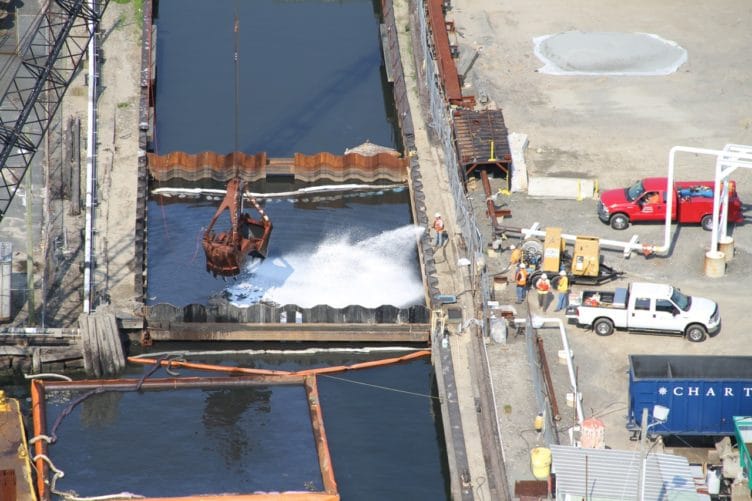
[117, 102, 130, 109]
[110, 0, 145, 30]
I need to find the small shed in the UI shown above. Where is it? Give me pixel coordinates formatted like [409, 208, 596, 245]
[550, 445, 700, 500]
[452, 109, 511, 190]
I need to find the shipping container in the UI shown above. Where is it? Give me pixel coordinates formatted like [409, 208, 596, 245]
[628, 355, 752, 436]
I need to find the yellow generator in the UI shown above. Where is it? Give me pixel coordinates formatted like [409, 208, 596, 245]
[541, 227, 565, 273]
[571, 236, 600, 278]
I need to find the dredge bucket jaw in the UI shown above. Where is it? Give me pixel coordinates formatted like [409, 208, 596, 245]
[202, 179, 272, 277]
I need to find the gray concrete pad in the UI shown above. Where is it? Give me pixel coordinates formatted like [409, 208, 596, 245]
[534, 32, 687, 76]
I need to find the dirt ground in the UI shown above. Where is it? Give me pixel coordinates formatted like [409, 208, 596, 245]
[447, 0, 752, 492]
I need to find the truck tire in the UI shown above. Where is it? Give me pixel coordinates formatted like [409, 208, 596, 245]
[593, 318, 614, 336]
[527, 269, 543, 288]
[610, 214, 629, 230]
[701, 215, 713, 231]
[685, 324, 708, 342]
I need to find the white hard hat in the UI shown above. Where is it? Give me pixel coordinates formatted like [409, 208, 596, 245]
[559, 270, 566, 276]
[510, 245, 516, 250]
[434, 212, 441, 218]
[541, 273, 548, 280]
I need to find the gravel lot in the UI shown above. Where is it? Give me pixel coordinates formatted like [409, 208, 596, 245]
[448, 0, 752, 488]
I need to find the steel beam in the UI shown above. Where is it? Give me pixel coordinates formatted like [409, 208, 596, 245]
[0, 0, 109, 222]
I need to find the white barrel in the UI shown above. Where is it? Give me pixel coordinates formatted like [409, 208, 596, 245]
[706, 468, 720, 495]
[0, 242, 11, 322]
[580, 417, 605, 449]
[704, 250, 725, 278]
[490, 314, 507, 344]
[719, 236, 734, 263]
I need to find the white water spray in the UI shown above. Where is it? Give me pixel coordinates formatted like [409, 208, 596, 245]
[225, 224, 426, 308]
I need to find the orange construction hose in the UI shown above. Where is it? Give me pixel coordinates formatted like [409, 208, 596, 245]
[127, 350, 431, 377]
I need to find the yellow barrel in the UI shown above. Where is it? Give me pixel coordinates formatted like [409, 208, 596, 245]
[530, 447, 552, 480]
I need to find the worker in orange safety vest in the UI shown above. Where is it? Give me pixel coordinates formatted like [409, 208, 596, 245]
[514, 262, 528, 304]
[534, 273, 552, 311]
[432, 213, 448, 247]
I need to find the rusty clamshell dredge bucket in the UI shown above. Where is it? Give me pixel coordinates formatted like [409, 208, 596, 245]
[202, 178, 272, 277]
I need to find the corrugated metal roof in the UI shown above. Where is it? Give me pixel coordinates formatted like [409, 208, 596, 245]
[452, 109, 511, 167]
[551, 445, 700, 500]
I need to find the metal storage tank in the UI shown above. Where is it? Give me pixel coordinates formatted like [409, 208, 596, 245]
[628, 354, 752, 436]
[0, 242, 10, 322]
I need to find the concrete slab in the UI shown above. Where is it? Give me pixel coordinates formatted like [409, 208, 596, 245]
[527, 176, 596, 199]
[508, 132, 529, 192]
[533, 32, 687, 76]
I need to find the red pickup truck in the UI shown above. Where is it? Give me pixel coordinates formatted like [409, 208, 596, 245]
[598, 177, 744, 230]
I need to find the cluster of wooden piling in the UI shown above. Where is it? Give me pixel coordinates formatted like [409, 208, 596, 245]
[0, 330, 82, 377]
[78, 310, 126, 377]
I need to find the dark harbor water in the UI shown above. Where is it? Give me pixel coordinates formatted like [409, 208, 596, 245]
[146, 187, 425, 308]
[44, 353, 448, 500]
[126, 0, 451, 498]
[154, 0, 400, 155]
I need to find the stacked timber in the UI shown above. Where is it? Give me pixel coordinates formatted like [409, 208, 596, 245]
[78, 309, 126, 377]
[0, 330, 82, 377]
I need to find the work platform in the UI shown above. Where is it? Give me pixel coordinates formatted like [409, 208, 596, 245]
[0, 393, 36, 501]
[141, 322, 430, 343]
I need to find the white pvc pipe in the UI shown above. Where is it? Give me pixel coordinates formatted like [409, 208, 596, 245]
[519, 224, 645, 256]
[659, 145, 752, 255]
[519, 144, 752, 259]
[83, 0, 97, 313]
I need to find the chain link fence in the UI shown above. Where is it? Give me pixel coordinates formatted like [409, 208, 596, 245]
[413, 0, 492, 321]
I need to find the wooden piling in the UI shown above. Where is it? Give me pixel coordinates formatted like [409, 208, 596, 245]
[78, 309, 126, 377]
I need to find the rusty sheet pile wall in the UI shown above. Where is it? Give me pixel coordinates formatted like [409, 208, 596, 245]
[146, 302, 430, 324]
[147, 151, 408, 183]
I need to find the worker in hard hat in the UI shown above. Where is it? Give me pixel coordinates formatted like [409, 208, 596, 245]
[509, 245, 522, 265]
[553, 270, 570, 312]
[432, 212, 448, 247]
[534, 273, 552, 311]
[514, 262, 528, 304]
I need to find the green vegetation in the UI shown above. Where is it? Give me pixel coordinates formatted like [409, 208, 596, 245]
[117, 102, 130, 109]
[111, 0, 144, 30]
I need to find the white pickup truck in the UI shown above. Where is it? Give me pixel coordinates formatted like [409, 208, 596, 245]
[566, 282, 721, 342]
